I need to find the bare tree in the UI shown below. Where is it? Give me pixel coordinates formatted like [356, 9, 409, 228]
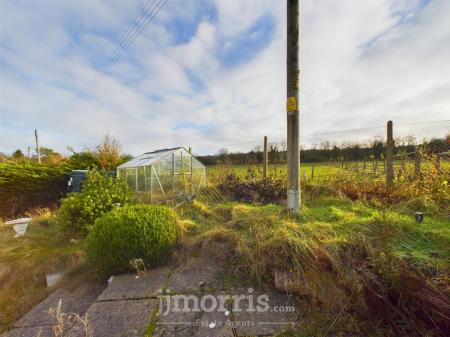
[96, 133, 122, 171]
[217, 148, 229, 163]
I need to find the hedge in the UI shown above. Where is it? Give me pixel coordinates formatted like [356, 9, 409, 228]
[0, 163, 71, 218]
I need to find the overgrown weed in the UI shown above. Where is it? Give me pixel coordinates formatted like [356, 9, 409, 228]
[176, 193, 449, 336]
[0, 213, 88, 333]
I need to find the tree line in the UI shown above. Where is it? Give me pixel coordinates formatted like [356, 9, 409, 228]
[197, 136, 449, 165]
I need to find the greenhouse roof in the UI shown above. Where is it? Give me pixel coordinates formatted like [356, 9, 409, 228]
[117, 147, 198, 169]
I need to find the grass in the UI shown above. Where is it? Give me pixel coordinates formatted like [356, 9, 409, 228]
[175, 191, 450, 336]
[207, 160, 449, 186]
[1, 162, 448, 336]
[0, 211, 88, 333]
[207, 162, 339, 184]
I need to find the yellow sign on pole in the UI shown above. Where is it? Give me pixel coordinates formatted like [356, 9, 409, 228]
[286, 96, 297, 112]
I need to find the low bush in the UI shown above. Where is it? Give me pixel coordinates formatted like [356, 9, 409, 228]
[86, 204, 178, 274]
[57, 170, 131, 232]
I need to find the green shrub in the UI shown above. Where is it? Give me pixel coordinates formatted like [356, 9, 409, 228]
[86, 204, 178, 273]
[57, 170, 131, 232]
[68, 151, 101, 170]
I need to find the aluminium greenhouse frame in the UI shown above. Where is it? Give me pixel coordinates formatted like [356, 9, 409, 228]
[117, 147, 206, 204]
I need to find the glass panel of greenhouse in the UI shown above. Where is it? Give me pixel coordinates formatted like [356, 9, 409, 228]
[117, 147, 207, 204]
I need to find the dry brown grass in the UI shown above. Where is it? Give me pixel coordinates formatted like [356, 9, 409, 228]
[0, 214, 88, 333]
[175, 197, 450, 336]
[48, 300, 92, 337]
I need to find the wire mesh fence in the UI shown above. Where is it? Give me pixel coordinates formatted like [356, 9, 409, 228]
[199, 119, 450, 184]
[317, 121, 450, 181]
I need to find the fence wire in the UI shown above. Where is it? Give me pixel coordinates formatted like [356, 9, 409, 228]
[203, 120, 450, 183]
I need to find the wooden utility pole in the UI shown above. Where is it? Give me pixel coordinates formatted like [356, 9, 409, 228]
[386, 121, 394, 188]
[286, 0, 300, 212]
[263, 136, 268, 179]
[34, 129, 41, 164]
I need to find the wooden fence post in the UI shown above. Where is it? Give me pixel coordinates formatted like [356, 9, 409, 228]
[435, 155, 441, 172]
[386, 121, 394, 188]
[311, 165, 315, 181]
[415, 153, 421, 176]
[263, 136, 268, 179]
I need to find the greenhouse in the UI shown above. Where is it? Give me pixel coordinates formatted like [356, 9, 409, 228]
[117, 147, 207, 204]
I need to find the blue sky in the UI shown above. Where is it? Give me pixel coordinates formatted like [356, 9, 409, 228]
[1, 0, 449, 156]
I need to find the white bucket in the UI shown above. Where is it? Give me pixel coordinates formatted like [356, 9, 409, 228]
[5, 218, 32, 225]
[46, 273, 63, 287]
[13, 223, 28, 236]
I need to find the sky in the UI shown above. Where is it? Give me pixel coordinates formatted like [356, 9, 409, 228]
[0, 0, 449, 156]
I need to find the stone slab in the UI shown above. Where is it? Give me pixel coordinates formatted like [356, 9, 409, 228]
[231, 289, 298, 336]
[153, 288, 298, 337]
[14, 282, 105, 328]
[153, 310, 200, 337]
[167, 267, 224, 294]
[152, 307, 234, 337]
[1, 325, 53, 337]
[152, 288, 298, 337]
[98, 266, 223, 302]
[97, 267, 170, 301]
[191, 311, 235, 337]
[69, 299, 157, 337]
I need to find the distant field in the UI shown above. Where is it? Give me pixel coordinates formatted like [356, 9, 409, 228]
[206, 159, 449, 185]
[206, 162, 340, 184]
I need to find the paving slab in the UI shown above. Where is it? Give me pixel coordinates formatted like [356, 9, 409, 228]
[153, 308, 234, 337]
[13, 282, 105, 329]
[167, 267, 224, 294]
[1, 325, 53, 337]
[98, 266, 223, 302]
[191, 311, 235, 337]
[152, 288, 298, 337]
[4, 265, 299, 337]
[97, 267, 170, 301]
[153, 310, 200, 337]
[70, 299, 157, 337]
[231, 288, 298, 336]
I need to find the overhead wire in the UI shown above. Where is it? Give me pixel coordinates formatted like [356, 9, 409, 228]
[93, 0, 158, 78]
[88, 0, 160, 89]
[86, 0, 168, 95]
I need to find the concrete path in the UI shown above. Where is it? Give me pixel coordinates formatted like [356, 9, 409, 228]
[2, 265, 298, 337]
[2, 282, 105, 337]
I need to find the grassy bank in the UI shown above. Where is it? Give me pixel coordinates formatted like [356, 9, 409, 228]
[0, 211, 88, 333]
[175, 191, 450, 336]
[1, 162, 448, 336]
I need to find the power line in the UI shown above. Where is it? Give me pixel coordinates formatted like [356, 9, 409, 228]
[87, 0, 168, 95]
[88, 0, 166, 93]
[94, 0, 158, 78]
[89, 0, 159, 90]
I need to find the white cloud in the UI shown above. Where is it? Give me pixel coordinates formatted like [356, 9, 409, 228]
[1, 0, 449, 156]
